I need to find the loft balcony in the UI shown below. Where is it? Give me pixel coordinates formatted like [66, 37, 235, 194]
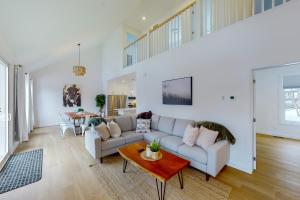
[123, 0, 292, 68]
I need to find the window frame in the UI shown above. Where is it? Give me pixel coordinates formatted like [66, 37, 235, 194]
[279, 74, 300, 125]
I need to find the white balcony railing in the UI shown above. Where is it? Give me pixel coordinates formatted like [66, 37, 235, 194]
[124, 0, 292, 68]
[149, 2, 196, 57]
[124, 34, 148, 67]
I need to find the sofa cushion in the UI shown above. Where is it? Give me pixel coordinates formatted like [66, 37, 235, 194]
[122, 131, 144, 143]
[151, 115, 160, 130]
[107, 121, 122, 138]
[114, 116, 133, 132]
[144, 131, 169, 142]
[173, 119, 194, 137]
[160, 136, 184, 152]
[178, 144, 207, 164]
[130, 115, 137, 130]
[157, 117, 175, 134]
[101, 137, 125, 150]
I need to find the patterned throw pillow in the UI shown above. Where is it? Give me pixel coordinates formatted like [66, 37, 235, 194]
[136, 119, 151, 133]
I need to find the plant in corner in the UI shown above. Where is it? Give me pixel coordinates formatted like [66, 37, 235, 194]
[95, 94, 106, 116]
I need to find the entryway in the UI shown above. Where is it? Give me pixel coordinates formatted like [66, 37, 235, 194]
[106, 73, 136, 117]
[251, 62, 300, 198]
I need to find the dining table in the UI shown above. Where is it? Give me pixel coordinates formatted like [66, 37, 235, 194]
[65, 111, 98, 134]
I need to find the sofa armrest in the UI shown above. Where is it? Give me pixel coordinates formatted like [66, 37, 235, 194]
[207, 140, 229, 177]
[85, 129, 102, 160]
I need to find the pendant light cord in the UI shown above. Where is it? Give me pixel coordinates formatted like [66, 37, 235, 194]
[78, 43, 81, 66]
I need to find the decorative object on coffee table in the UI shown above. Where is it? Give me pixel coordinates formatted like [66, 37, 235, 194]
[118, 142, 190, 200]
[140, 150, 163, 161]
[149, 139, 160, 159]
[142, 140, 162, 161]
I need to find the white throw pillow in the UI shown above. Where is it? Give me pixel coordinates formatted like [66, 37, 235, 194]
[182, 124, 199, 146]
[94, 122, 110, 140]
[196, 126, 219, 151]
[107, 121, 122, 138]
[136, 119, 151, 133]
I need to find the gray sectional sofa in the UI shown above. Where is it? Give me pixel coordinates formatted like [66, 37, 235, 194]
[85, 114, 229, 179]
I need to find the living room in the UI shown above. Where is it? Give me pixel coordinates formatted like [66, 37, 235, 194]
[0, 0, 300, 200]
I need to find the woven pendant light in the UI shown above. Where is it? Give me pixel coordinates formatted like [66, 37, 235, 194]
[73, 43, 86, 76]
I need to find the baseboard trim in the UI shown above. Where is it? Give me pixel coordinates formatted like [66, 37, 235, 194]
[227, 161, 253, 174]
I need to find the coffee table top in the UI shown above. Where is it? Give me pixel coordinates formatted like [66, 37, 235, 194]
[118, 142, 190, 182]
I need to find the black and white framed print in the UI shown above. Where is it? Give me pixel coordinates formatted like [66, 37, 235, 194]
[162, 77, 192, 105]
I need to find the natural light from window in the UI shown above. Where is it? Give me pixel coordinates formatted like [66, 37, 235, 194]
[283, 75, 300, 123]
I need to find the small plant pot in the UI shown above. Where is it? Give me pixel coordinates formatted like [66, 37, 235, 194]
[146, 146, 152, 158]
[151, 151, 159, 160]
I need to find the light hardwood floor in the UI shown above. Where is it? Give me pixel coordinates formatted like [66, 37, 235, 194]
[0, 128, 300, 200]
[218, 134, 300, 200]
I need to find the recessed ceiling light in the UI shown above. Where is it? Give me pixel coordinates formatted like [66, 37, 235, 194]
[142, 16, 146, 21]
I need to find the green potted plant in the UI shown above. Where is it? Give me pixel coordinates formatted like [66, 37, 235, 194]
[95, 94, 106, 116]
[147, 139, 161, 159]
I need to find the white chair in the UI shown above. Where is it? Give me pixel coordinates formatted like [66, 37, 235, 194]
[59, 113, 76, 137]
[81, 115, 91, 136]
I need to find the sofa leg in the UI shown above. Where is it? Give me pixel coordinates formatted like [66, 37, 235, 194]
[100, 157, 103, 163]
[205, 173, 210, 181]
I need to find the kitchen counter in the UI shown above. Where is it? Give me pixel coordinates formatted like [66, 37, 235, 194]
[114, 108, 136, 116]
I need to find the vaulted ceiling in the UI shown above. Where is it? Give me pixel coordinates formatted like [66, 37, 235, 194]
[0, 0, 186, 71]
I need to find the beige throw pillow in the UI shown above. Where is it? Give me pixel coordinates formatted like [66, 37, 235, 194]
[107, 121, 122, 138]
[94, 122, 110, 140]
[182, 124, 199, 146]
[196, 126, 219, 151]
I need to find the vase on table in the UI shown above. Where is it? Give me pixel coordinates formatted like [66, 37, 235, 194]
[151, 151, 159, 160]
[146, 145, 152, 158]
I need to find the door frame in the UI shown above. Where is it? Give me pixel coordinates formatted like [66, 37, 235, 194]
[0, 57, 9, 168]
[252, 61, 300, 171]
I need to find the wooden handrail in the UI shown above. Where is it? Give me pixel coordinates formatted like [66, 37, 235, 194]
[124, 33, 147, 49]
[150, 1, 196, 33]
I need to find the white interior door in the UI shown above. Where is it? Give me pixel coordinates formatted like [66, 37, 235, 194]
[0, 59, 8, 161]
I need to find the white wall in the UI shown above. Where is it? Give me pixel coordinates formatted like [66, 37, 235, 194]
[255, 64, 300, 140]
[32, 46, 102, 127]
[100, 26, 124, 92]
[99, 1, 300, 173]
[107, 73, 136, 96]
[100, 25, 141, 93]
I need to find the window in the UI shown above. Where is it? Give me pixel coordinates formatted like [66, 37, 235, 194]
[126, 33, 137, 46]
[254, 0, 285, 14]
[125, 32, 138, 67]
[283, 75, 300, 123]
[275, 0, 284, 7]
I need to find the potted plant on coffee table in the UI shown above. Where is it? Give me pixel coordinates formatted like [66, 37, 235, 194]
[147, 139, 161, 160]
